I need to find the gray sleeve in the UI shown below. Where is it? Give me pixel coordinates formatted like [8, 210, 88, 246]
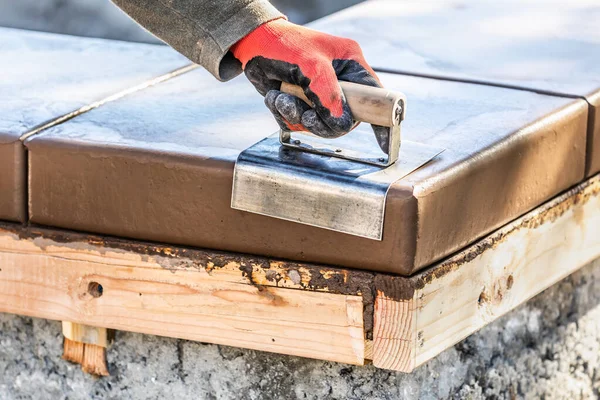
[110, 0, 284, 81]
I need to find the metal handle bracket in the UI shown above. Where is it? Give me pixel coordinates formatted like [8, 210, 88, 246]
[279, 98, 405, 168]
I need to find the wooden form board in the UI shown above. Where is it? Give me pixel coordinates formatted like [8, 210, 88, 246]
[373, 175, 600, 371]
[0, 228, 368, 365]
[0, 174, 599, 371]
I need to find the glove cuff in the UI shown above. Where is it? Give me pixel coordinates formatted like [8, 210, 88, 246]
[231, 18, 291, 68]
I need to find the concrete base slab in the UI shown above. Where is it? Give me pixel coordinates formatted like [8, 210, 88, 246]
[27, 68, 588, 275]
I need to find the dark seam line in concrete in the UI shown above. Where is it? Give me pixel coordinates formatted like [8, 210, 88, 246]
[18, 63, 198, 142]
[16, 63, 197, 224]
[371, 67, 582, 100]
[23, 149, 29, 223]
[585, 106, 597, 176]
[374, 66, 598, 192]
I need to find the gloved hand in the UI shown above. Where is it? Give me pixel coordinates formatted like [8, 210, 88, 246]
[231, 18, 389, 152]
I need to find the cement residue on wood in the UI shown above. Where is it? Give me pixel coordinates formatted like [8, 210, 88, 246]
[2, 258, 599, 399]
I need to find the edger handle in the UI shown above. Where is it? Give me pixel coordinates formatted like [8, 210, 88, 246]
[280, 81, 405, 128]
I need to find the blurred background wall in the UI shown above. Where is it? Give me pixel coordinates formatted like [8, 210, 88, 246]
[0, 0, 365, 43]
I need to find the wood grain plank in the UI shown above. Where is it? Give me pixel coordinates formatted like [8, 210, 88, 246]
[0, 232, 365, 365]
[373, 294, 416, 371]
[373, 175, 600, 372]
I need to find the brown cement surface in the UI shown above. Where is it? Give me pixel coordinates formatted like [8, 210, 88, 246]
[27, 68, 588, 275]
[0, 27, 189, 221]
[0, 137, 25, 222]
[310, 0, 600, 175]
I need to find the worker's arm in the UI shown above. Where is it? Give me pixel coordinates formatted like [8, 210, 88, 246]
[110, 0, 282, 81]
[111, 0, 386, 145]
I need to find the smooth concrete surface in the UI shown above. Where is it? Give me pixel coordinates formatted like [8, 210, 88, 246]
[311, 1, 600, 96]
[27, 66, 587, 275]
[310, 0, 600, 176]
[0, 27, 188, 222]
[2, 257, 599, 399]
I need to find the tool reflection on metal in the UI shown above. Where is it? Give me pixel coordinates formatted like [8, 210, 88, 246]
[231, 82, 444, 240]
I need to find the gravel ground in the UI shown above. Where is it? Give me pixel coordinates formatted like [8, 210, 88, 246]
[1, 258, 599, 399]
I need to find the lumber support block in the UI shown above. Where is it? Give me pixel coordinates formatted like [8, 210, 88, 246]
[0, 174, 598, 372]
[62, 321, 110, 347]
[62, 322, 111, 376]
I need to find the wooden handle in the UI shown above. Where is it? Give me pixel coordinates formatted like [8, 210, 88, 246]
[280, 81, 405, 127]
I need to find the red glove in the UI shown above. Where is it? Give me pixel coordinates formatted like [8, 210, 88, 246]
[231, 18, 389, 151]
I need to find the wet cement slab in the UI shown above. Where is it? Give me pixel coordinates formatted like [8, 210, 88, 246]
[309, 0, 600, 176]
[0, 27, 189, 222]
[26, 67, 588, 275]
